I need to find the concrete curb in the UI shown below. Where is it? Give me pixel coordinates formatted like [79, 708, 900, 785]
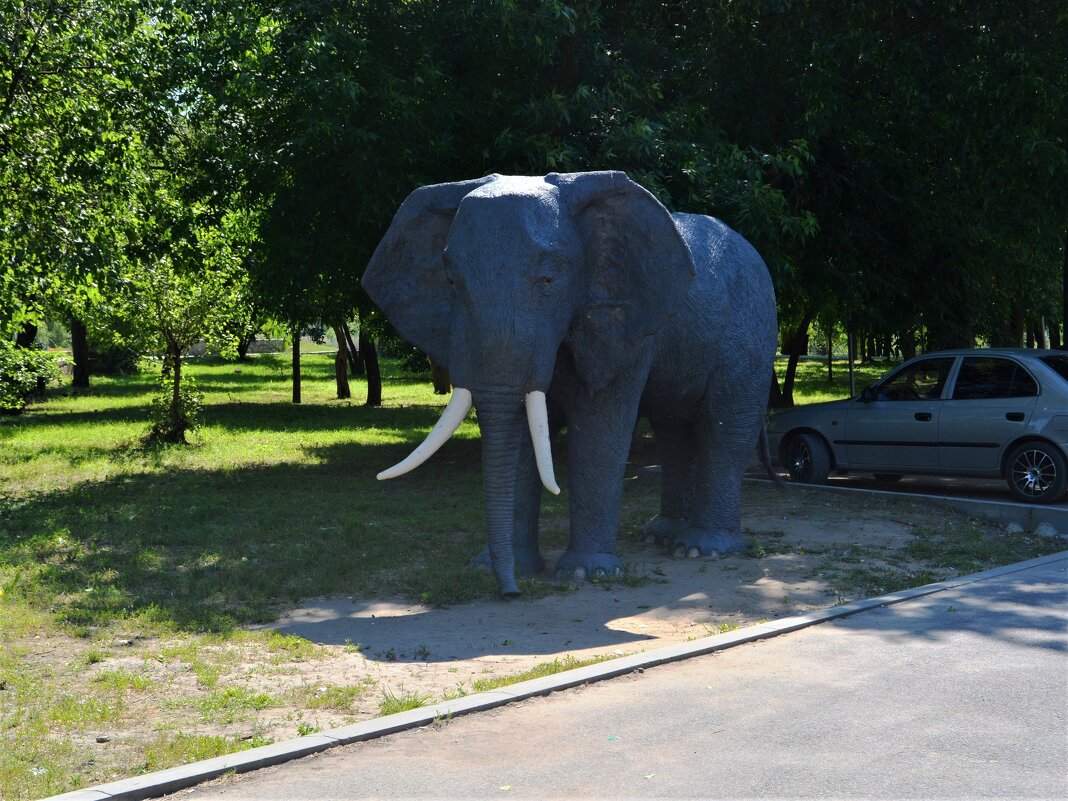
[46, 551, 1068, 801]
[742, 476, 1067, 535]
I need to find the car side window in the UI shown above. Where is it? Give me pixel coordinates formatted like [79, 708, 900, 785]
[876, 357, 955, 401]
[951, 357, 1038, 399]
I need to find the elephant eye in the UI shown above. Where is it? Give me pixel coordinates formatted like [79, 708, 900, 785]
[539, 276, 553, 286]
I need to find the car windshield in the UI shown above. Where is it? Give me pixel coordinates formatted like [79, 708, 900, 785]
[1039, 355, 1068, 383]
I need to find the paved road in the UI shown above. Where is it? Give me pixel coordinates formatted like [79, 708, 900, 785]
[173, 555, 1068, 800]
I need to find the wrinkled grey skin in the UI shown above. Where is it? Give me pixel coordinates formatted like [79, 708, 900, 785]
[363, 172, 777, 596]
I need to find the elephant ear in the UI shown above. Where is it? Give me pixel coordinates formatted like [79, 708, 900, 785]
[362, 175, 500, 366]
[548, 171, 696, 393]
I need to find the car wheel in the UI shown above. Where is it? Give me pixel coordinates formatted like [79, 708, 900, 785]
[1006, 442, 1068, 504]
[873, 473, 903, 483]
[786, 433, 830, 485]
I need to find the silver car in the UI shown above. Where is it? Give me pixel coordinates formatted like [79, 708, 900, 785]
[767, 349, 1068, 503]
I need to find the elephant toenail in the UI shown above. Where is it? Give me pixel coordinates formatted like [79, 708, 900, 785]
[688, 547, 700, 559]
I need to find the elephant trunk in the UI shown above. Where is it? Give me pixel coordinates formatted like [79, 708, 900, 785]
[474, 391, 523, 597]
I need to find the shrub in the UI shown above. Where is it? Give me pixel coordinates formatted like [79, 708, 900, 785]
[0, 343, 61, 414]
[146, 370, 203, 443]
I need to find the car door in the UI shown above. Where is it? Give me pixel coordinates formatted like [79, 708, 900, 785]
[843, 357, 956, 469]
[938, 356, 1039, 472]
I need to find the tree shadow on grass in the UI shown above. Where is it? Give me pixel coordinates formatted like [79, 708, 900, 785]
[0, 434, 559, 639]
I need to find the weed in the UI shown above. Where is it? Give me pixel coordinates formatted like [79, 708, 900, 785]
[291, 682, 371, 713]
[193, 686, 278, 724]
[470, 653, 621, 693]
[142, 732, 273, 771]
[296, 723, 319, 736]
[91, 669, 153, 693]
[378, 688, 433, 716]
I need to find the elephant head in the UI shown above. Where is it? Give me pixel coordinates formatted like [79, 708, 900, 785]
[362, 171, 695, 596]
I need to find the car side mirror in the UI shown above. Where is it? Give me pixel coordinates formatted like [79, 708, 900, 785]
[860, 386, 876, 403]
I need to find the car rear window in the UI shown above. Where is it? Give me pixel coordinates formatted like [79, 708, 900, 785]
[1040, 355, 1068, 383]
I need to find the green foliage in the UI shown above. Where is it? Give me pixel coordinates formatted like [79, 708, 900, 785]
[0, 344, 61, 414]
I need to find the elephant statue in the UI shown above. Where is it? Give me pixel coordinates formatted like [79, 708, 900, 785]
[363, 171, 778, 597]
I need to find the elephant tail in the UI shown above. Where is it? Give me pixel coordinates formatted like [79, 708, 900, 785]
[758, 423, 784, 488]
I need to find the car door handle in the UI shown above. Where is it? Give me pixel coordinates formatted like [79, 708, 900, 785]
[1006, 412, 1025, 422]
[914, 412, 933, 422]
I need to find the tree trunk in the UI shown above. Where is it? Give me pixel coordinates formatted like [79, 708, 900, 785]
[360, 329, 381, 406]
[826, 330, 833, 385]
[171, 348, 183, 437]
[768, 369, 786, 409]
[291, 326, 302, 404]
[1049, 320, 1062, 350]
[1062, 229, 1067, 349]
[429, 358, 451, 395]
[899, 328, 916, 360]
[777, 313, 813, 408]
[343, 322, 363, 375]
[332, 324, 351, 400]
[70, 316, 90, 388]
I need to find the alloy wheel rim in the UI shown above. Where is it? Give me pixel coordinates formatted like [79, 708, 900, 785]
[1011, 449, 1055, 496]
[791, 441, 811, 479]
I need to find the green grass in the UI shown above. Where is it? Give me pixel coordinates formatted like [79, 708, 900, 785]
[141, 732, 274, 772]
[377, 687, 433, 716]
[776, 356, 899, 405]
[0, 355, 553, 641]
[469, 653, 620, 692]
[291, 681, 373, 713]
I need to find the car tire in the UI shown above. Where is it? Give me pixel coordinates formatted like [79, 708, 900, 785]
[872, 473, 903, 483]
[1005, 442, 1068, 504]
[786, 433, 831, 485]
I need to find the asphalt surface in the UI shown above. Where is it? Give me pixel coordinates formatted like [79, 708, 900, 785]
[822, 471, 1068, 509]
[169, 554, 1068, 801]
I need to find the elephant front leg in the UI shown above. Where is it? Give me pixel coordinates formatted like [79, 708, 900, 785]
[554, 409, 634, 581]
[470, 430, 547, 576]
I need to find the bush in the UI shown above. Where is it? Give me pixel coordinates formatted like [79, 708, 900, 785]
[0, 344, 61, 414]
[146, 371, 203, 444]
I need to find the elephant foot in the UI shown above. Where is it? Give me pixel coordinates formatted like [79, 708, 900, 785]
[640, 514, 688, 547]
[554, 551, 624, 582]
[669, 527, 745, 560]
[471, 546, 545, 577]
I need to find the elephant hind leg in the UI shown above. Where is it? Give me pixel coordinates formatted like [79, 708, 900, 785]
[641, 414, 695, 547]
[669, 389, 762, 559]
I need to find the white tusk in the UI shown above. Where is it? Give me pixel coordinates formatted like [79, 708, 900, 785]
[377, 388, 473, 480]
[525, 391, 561, 495]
